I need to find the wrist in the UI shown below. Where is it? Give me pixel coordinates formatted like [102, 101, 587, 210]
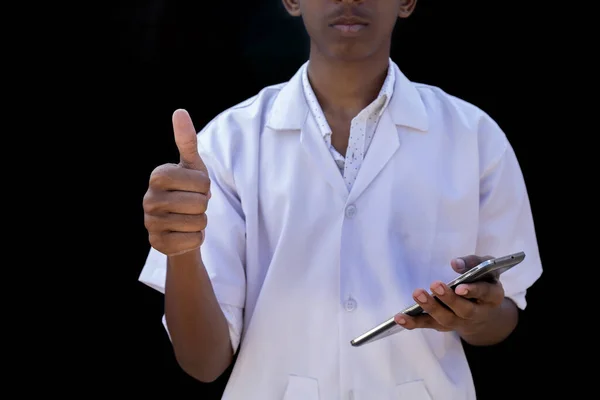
[167, 247, 202, 268]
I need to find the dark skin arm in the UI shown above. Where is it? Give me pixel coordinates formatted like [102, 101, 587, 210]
[165, 250, 233, 382]
[394, 255, 519, 346]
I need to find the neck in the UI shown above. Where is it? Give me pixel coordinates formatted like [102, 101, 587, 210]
[306, 45, 390, 120]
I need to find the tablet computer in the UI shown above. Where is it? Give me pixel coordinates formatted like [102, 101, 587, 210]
[350, 251, 526, 347]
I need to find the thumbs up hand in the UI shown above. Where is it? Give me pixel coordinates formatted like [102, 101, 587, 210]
[143, 109, 211, 256]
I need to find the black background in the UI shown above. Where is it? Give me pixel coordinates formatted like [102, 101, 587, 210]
[98, 1, 574, 398]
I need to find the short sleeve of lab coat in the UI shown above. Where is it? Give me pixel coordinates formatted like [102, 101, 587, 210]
[475, 116, 543, 310]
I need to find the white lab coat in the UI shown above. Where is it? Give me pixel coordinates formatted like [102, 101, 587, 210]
[139, 62, 542, 400]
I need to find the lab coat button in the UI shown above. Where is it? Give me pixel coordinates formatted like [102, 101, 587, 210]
[345, 204, 357, 218]
[345, 298, 357, 312]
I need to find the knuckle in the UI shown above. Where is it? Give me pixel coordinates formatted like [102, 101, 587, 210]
[196, 197, 208, 213]
[196, 172, 211, 193]
[149, 172, 168, 189]
[179, 213, 206, 231]
[142, 191, 152, 211]
[196, 169, 210, 182]
[190, 232, 204, 248]
[172, 232, 202, 254]
[143, 214, 156, 231]
[143, 196, 165, 214]
[142, 191, 158, 213]
[183, 214, 199, 230]
[193, 231, 204, 248]
[149, 164, 175, 188]
[162, 232, 187, 255]
[145, 214, 168, 234]
[148, 232, 164, 250]
[421, 317, 435, 330]
[437, 313, 456, 327]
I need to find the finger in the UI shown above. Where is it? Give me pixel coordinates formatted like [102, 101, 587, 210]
[173, 109, 207, 172]
[145, 213, 207, 233]
[430, 281, 478, 320]
[455, 281, 505, 306]
[144, 191, 209, 215]
[150, 231, 204, 256]
[394, 313, 452, 332]
[412, 288, 457, 328]
[149, 164, 211, 193]
[451, 254, 494, 273]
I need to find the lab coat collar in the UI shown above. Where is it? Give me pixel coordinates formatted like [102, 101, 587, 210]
[266, 61, 429, 132]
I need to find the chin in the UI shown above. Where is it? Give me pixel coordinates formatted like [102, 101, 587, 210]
[321, 37, 385, 60]
[325, 45, 377, 62]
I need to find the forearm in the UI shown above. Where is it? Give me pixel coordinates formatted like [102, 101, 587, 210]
[459, 298, 519, 346]
[165, 249, 233, 382]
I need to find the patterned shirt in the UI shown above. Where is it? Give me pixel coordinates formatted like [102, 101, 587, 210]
[301, 60, 396, 190]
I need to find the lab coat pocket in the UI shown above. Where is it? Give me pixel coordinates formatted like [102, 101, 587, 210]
[395, 380, 432, 400]
[282, 375, 320, 400]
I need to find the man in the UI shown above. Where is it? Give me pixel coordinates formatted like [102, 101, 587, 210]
[139, 0, 542, 398]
